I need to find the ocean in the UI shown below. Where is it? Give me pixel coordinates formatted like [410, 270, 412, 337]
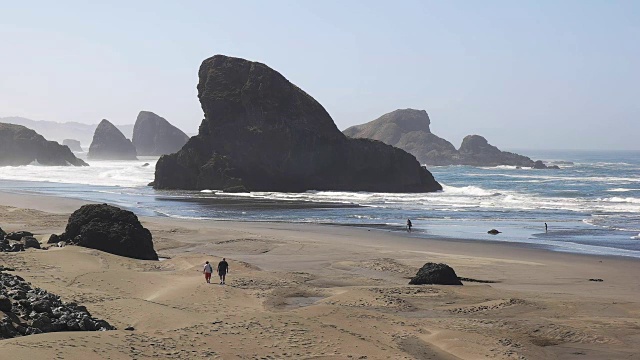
[1, 150, 639, 258]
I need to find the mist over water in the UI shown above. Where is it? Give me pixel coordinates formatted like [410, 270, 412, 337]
[1, 150, 639, 258]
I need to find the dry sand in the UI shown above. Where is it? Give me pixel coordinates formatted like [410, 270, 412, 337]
[1, 192, 640, 359]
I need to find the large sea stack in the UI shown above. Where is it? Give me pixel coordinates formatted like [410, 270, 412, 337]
[88, 119, 137, 160]
[132, 111, 189, 156]
[344, 109, 535, 167]
[153, 55, 441, 193]
[0, 123, 88, 166]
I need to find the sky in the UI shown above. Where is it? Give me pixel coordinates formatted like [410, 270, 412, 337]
[1, 0, 638, 150]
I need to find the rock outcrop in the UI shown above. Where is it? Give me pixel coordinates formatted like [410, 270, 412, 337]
[532, 160, 560, 170]
[132, 111, 189, 156]
[0, 123, 88, 166]
[62, 139, 82, 152]
[456, 135, 534, 167]
[409, 263, 463, 285]
[5, 231, 33, 241]
[88, 120, 137, 160]
[154, 55, 441, 193]
[55, 204, 158, 260]
[0, 270, 114, 338]
[2, 231, 46, 253]
[20, 237, 40, 249]
[343, 109, 459, 166]
[344, 109, 536, 167]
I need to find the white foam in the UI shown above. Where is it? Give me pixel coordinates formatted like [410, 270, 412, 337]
[0, 159, 157, 187]
[440, 184, 499, 197]
[493, 165, 521, 170]
[600, 197, 640, 204]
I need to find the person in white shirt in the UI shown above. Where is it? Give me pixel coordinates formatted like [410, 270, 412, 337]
[203, 261, 213, 283]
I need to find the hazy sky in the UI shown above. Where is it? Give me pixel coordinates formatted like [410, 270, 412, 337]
[1, 1, 638, 150]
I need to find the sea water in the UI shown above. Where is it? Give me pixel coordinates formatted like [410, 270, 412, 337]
[0, 150, 639, 258]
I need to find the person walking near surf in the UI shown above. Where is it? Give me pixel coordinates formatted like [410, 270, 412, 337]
[406, 219, 412, 233]
[217, 258, 229, 285]
[203, 261, 213, 284]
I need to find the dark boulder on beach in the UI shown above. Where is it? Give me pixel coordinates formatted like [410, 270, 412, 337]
[21, 236, 40, 249]
[409, 262, 463, 285]
[9, 243, 24, 252]
[132, 111, 189, 156]
[47, 234, 60, 244]
[6, 231, 33, 241]
[153, 55, 441, 193]
[344, 110, 536, 167]
[62, 139, 82, 152]
[0, 271, 115, 339]
[0, 295, 12, 312]
[88, 119, 138, 160]
[487, 229, 501, 235]
[0, 123, 88, 166]
[56, 204, 158, 260]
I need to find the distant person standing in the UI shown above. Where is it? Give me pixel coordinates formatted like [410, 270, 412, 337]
[545, 222, 548, 233]
[217, 258, 229, 285]
[407, 219, 412, 233]
[203, 261, 213, 284]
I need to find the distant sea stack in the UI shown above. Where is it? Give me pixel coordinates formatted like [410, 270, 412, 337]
[343, 109, 459, 166]
[62, 139, 83, 152]
[0, 117, 133, 147]
[0, 123, 88, 166]
[88, 119, 138, 160]
[154, 55, 441, 193]
[456, 135, 535, 167]
[344, 109, 536, 167]
[132, 111, 189, 156]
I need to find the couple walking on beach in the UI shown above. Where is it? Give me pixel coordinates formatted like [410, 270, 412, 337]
[203, 258, 229, 285]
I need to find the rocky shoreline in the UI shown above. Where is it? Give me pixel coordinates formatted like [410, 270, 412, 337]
[0, 269, 115, 339]
[0, 203, 159, 340]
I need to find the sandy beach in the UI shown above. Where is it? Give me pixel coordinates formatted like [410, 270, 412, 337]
[1, 191, 640, 360]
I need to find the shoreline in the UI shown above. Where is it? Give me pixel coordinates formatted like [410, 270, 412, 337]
[1, 188, 639, 262]
[1, 191, 640, 358]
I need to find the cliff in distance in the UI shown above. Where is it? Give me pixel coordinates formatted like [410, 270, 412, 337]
[344, 109, 536, 167]
[0, 123, 88, 166]
[132, 111, 189, 156]
[154, 55, 441, 193]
